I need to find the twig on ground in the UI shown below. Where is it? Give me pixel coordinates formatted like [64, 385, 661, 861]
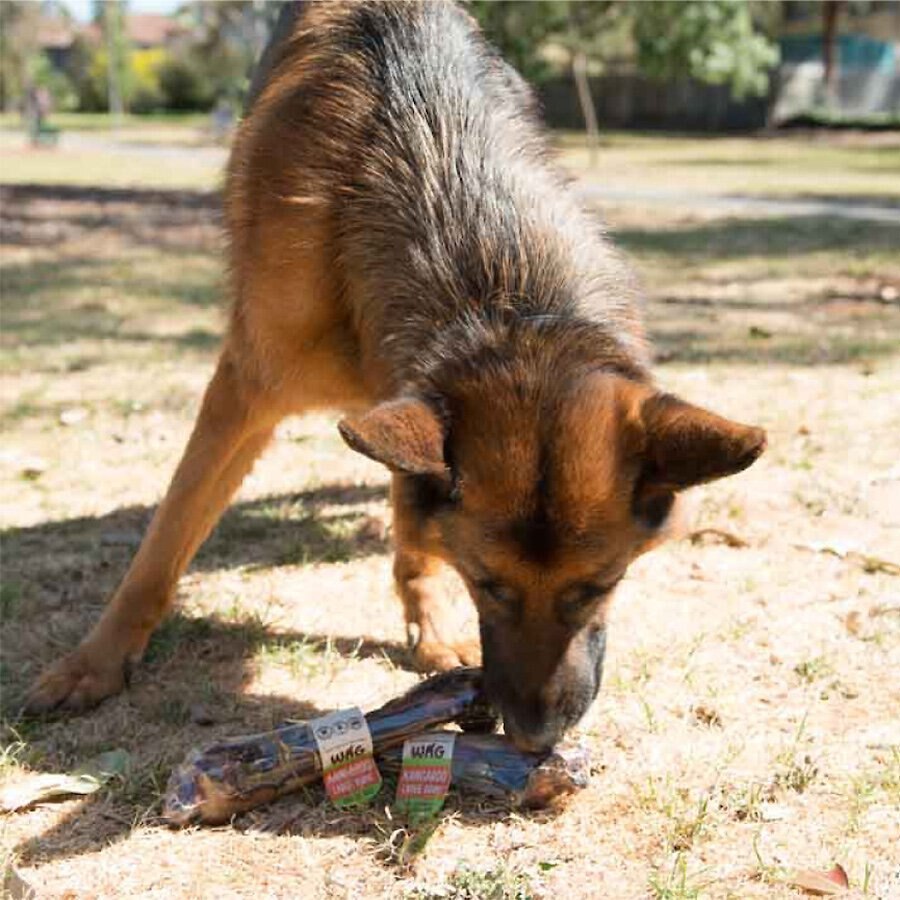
[793, 542, 900, 576]
[688, 528, 750, 549]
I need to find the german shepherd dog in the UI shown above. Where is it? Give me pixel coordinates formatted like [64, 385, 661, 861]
[26, 1, 765, 751]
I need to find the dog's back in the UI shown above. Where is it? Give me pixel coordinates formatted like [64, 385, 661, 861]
[228, 1, 647, 398]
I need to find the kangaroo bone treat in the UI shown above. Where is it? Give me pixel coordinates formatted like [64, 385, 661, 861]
[379, 731, 590, 809]
[163, 667, 493, 826]
[162, 668, 589, 826]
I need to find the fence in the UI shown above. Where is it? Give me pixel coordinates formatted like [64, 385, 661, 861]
[537, 73, 771, 132]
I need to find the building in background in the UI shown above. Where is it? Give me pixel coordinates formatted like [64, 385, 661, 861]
[774, 0, 900, 123]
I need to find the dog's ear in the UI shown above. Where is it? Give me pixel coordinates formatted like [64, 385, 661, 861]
[626, 388, 766, 530]
[631, 391, 766, 525]
[338, 397, 447, 476]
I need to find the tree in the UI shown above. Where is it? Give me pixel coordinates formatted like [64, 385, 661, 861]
[94, 0, 130, 119]
[171, 1, 283, 109]
[468, 1, 571, 83]
[633, 0, 779, 100]
[821, 0, 845, 108]
[470, 0, 779, 101]
[0, 2, 42, 111]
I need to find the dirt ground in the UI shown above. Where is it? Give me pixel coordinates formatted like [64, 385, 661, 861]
[1, 130, 899, 899]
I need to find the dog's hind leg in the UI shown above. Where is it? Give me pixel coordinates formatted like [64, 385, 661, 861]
[25, 346, 284, 714]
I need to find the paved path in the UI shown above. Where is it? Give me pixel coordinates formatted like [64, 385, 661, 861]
[578, 184, 900, 225]
[49, 133, 900, 225]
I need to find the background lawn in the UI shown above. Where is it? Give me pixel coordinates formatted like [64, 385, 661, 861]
[2, 122, 899, 899]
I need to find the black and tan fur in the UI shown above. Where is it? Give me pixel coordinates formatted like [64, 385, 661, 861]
[27, 2, 765, 750]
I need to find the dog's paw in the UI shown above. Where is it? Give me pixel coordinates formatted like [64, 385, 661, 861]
[414, 639, 482, 672]
[24, 648, 127, 716]
[451, 639, 482, 667]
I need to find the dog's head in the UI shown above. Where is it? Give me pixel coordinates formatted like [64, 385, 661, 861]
[339, 370, 765, 750]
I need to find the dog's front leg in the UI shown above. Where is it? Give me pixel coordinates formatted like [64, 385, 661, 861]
[391, 477, 481, 672]
[25, 348, 282, 713]
[393, 549, 481, 672]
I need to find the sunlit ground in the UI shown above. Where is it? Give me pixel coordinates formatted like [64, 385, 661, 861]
[2, 120, 899, 898]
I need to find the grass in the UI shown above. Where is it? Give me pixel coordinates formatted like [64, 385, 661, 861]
[648, 855, 708, 900]
[556, 129, 900, 201]
[1, 130, 899, 898]
[0, 111, 209, 131]
[2, 118, 899, 200]
[410, 864, 537, 900]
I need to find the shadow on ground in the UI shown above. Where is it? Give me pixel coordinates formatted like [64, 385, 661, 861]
[0, 183, 220, 253]
[2, 483, 390, 593]
[615, 214, 900, 260]
[7, 612, 417, 868]
[2, 477, 436, 869]
[3, 578, 514, 873]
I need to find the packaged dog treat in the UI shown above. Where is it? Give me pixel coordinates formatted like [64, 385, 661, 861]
[381, 731, 589, 811]
[393, 732, 457, 823]
[162, 668, 589, 826]
[163, 667, 492, 826]
[309, 706, 382, 808]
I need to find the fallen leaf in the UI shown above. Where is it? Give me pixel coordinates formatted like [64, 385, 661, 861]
[786, 864, 849, 895]
[85, 748, 130, 781]
[856, 554, 900, 576]
[0, 773, 102, 812]
[829, 865, 849, 888]
[691, 704, 722, 727]
[844, 610, 863, 637]
[19, 457, 47, 480]
[796, 538, 862, 557]
[0, 748, 130, 813]
[758, 802, 792, 822]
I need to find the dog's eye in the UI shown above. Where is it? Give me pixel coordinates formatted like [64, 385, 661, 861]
[568, 584, 603, 609]
[559, 580, 619, 621]
[476, 580, 516, 606]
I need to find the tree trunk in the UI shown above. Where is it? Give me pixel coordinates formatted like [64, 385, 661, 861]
[572, 50, 599, 169]
[106, 1, 126, 125]
[822, 0, 844, 111]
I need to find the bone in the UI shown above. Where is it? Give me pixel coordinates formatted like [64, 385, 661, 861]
[162, 667, 588, 826]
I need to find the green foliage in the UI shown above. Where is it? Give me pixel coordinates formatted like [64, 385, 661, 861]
[468, 1, 570, 82]
[62, 35, 100, 111]
[0, 2, 42, 110]
[633, 0, 779, 98]
[161, 1, 282, 111]
[29, 52, 79, 112]
[158, 50, 215, 111]
[470, 0, 778, 98]
[130, 48, 166, 113]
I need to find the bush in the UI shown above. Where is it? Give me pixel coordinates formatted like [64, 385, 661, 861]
[158, 51, 214, 111]
[130, 47, 165, 113]
[30, 52, 78, 112]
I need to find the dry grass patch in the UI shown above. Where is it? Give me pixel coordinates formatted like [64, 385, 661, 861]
[2, 144, 899, 898]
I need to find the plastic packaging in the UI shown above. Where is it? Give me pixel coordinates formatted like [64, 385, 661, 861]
[162, 667, 588, 826]
[379, 731, 589, 809]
